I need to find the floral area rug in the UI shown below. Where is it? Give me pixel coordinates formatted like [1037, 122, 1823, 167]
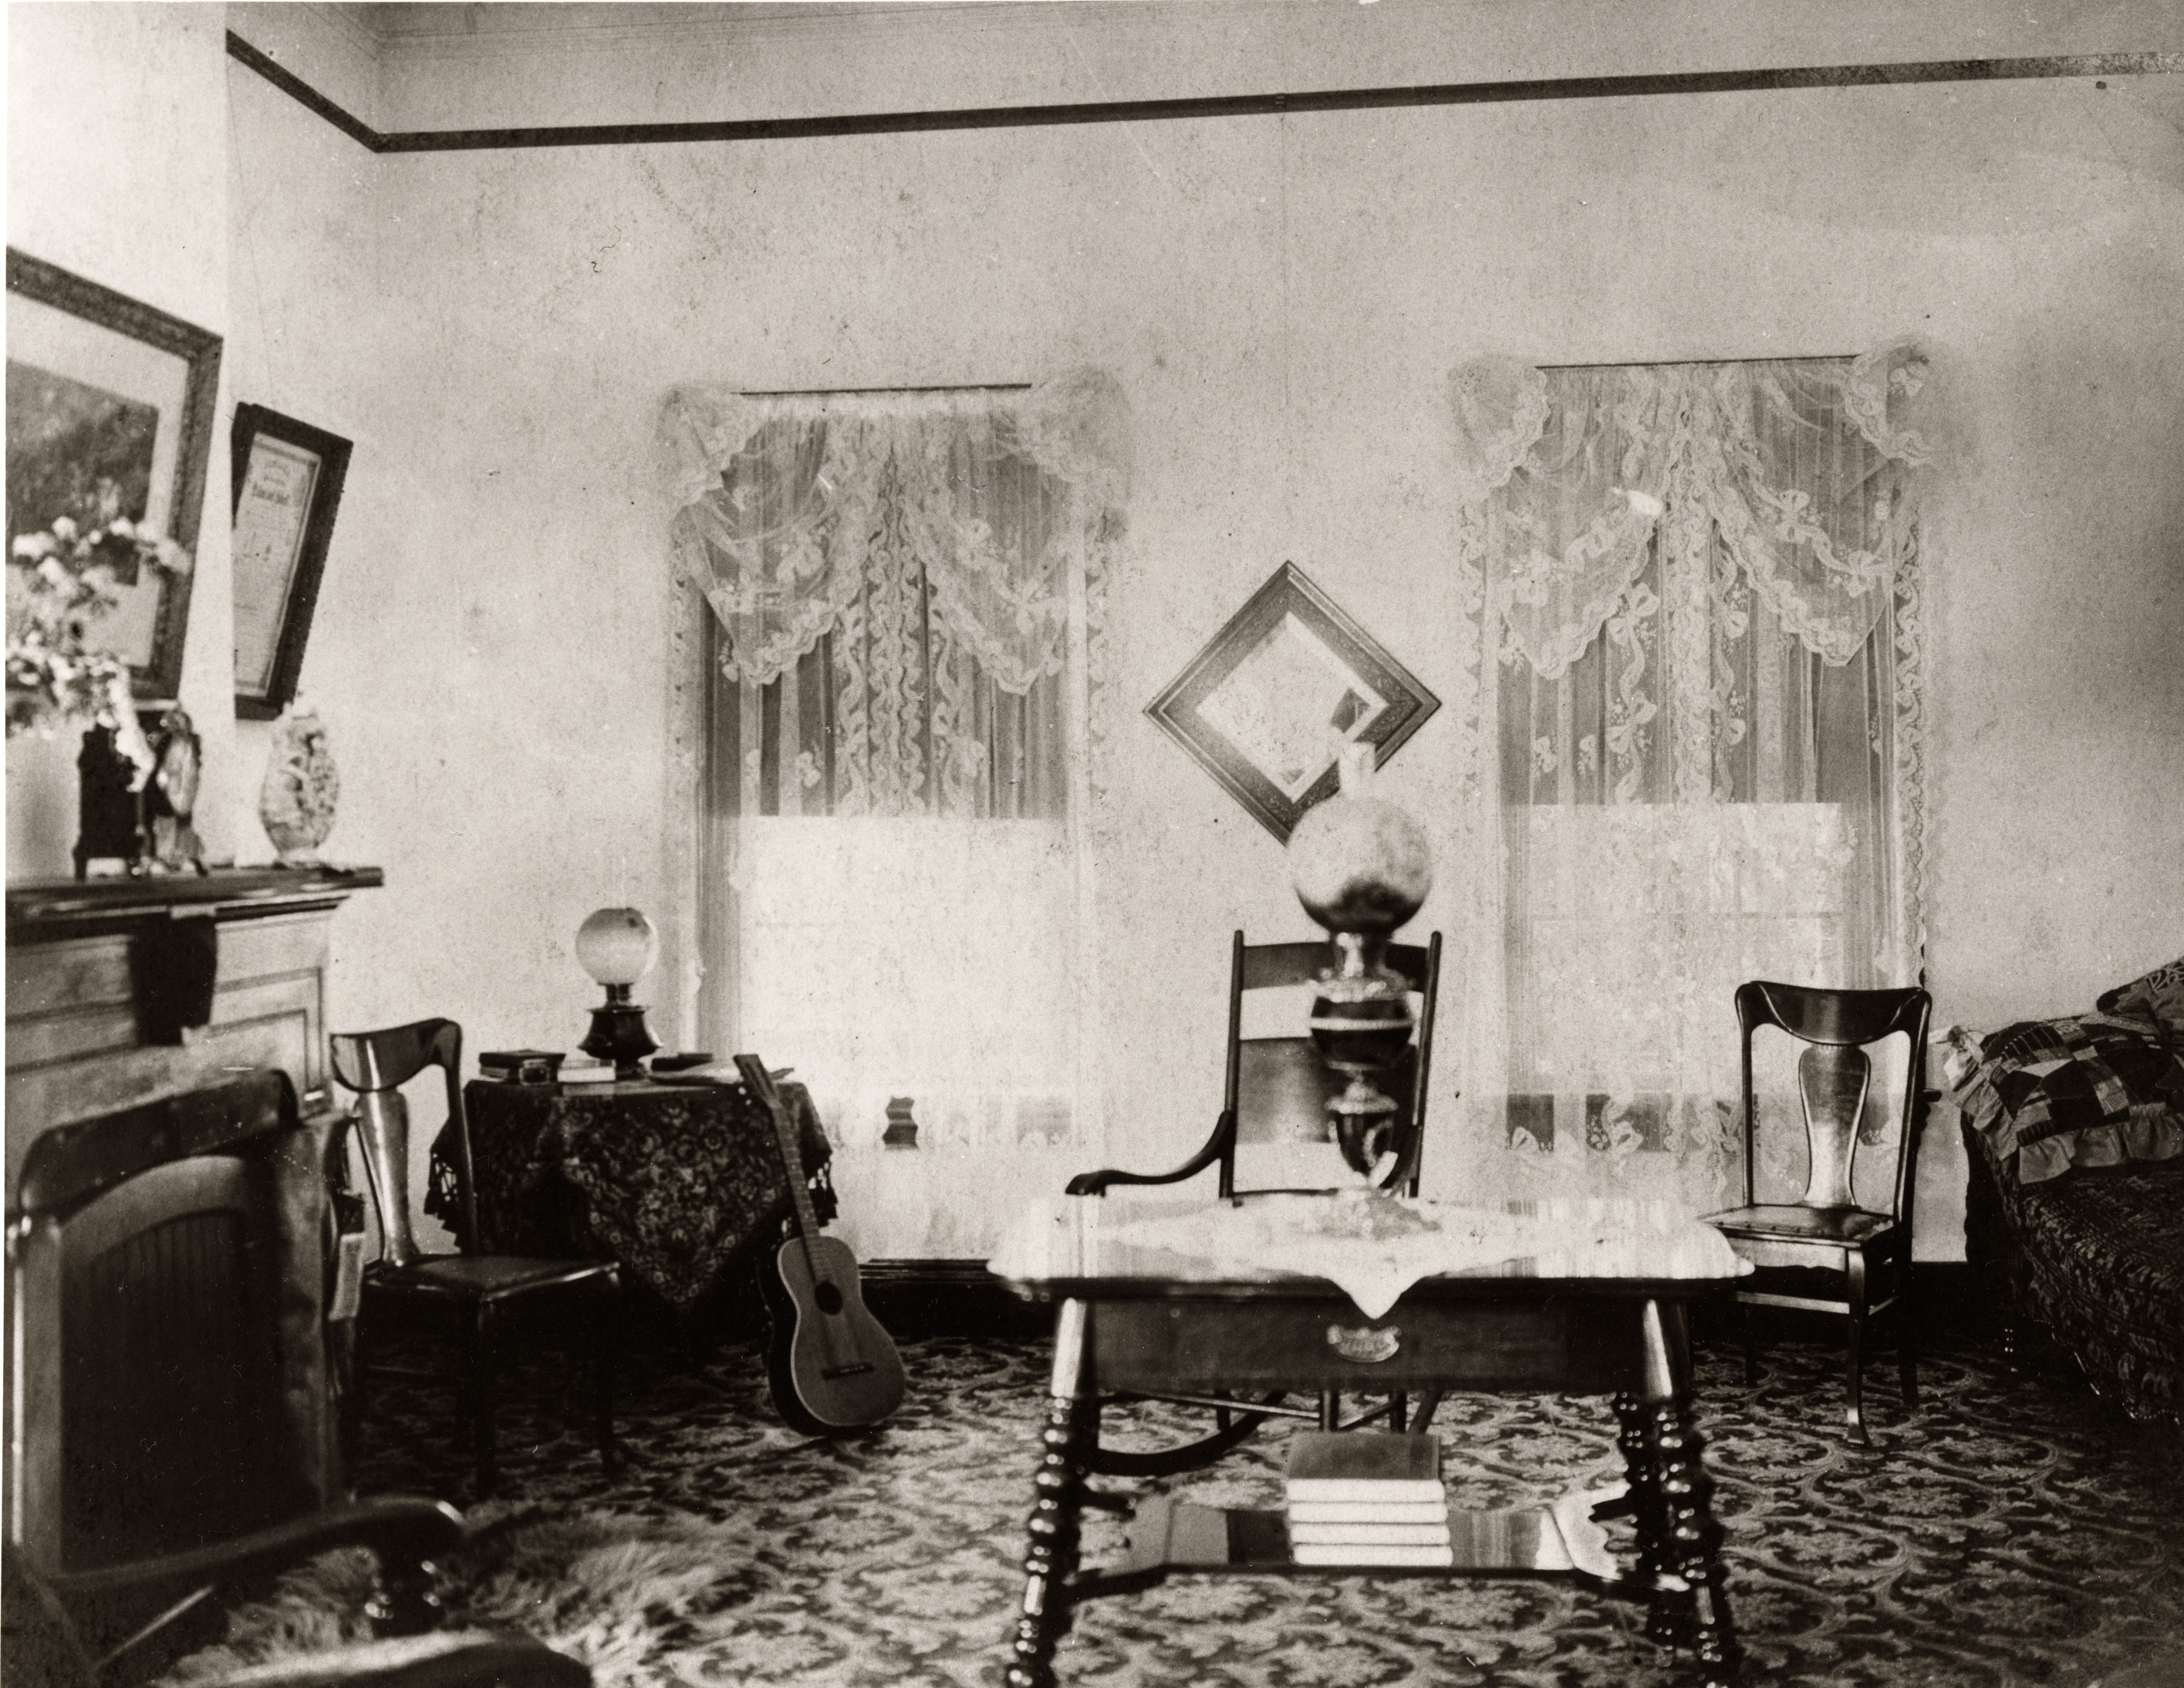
[164, 1328, 2184, 1688]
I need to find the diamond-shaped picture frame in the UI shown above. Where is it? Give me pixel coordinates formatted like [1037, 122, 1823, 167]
[1145, 562, 1440, 842]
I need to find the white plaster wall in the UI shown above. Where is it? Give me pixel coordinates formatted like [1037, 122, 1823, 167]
[214, 52, 2184, 1260]
[6, 2, 237, 878]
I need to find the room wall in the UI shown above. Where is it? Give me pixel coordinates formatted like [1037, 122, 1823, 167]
[5, 2, 238, 876]
[215, 11, 2184, 1258]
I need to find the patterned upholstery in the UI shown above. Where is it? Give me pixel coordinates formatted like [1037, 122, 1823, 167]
[1963, 1116, 2184, 1427]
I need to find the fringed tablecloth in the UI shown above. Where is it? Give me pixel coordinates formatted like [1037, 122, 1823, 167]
[429, 1079, 833, 1309]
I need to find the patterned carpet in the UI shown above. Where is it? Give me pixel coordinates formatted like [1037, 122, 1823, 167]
[170, 1318, 2184, 1688]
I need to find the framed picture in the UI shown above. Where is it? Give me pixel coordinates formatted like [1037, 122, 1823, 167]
[1146, 561, 1441, 842]
[230, 403, 351, 720]
[5, 248, 223, 703]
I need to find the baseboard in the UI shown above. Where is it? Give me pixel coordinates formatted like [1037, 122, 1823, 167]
[862, 1259, 1051, 1341]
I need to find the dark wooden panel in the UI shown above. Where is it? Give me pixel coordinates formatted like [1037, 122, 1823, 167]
[59, 1156, 285, 1568]
[1092, 1296, 1646, 1396]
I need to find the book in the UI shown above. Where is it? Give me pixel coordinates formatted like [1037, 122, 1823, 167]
[1287, 1499, 1450, 1526]
[1286, 1500, 1450, 1524]
[1287, 1521, 1453, 1547]
[1283, 1432, 1444, 1504]
[559, 1059, 616, 1085]
[478, 1048, 563, 1085]
[1290, 1543, 1457, 1568]
[480, 1048, 562, 1068]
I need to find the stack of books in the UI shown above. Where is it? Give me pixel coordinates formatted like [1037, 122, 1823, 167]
[476, 1049, 562, 1085]
[1283, 1431, 1453, 1568]
[558, 1055, 616, 1085]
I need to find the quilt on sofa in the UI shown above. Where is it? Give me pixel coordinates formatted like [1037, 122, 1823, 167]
[1954, 978, 2184, 1429]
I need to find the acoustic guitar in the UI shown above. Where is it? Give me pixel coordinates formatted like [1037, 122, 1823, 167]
[734, 1055, 906, 1436]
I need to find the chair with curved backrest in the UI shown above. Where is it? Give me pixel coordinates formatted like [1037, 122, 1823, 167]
[1064, 930, 1443, 1475]
[332, 1018, 623, 1498]
[1700, 980, 1934, 1447]
[1070, 930, 1443, 1203]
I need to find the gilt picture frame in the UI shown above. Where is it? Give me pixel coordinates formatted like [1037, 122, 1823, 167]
[230, 403, 351, 720]
[1145, 561, 1440, 842]
[5, 248, 223, 704]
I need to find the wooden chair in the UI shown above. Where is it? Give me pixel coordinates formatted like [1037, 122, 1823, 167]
[1069, 930, 1443, 1202]
[331, 1019, 623, 1498]
[0, 1071, 586, 1686]
[1065, 930, 1443, 1474]
[1700, 981, 1934, 1447]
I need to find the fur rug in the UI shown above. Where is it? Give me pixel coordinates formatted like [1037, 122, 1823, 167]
[157, 1505, 769, 1687]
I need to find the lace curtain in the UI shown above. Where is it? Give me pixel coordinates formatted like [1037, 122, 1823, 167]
[660, 373, 1129, 1258]
[1446, 349, 1933, 1210]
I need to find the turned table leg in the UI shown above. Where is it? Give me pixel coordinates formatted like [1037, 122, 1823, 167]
[1008, 1298, 1095, 1688]
[1639, 1299, 1741, 1688]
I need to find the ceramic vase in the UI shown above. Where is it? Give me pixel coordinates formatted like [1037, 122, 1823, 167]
[259, 703, 339, 866]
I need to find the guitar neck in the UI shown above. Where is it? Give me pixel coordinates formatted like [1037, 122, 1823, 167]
[734, 1055, 823, 1239]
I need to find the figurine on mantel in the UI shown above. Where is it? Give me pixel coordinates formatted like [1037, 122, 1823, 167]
[258, 700, 339, 867]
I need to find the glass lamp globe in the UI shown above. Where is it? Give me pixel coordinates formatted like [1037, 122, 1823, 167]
[576, 906, 658, 987]
[576, 906, 659, 1077]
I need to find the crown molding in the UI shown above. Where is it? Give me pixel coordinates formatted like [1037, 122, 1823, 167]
[224, 33, 2183, 157]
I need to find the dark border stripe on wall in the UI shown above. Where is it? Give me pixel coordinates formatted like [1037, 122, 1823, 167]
[228, 34, 2178, 155]
[227, 33, 383, 150]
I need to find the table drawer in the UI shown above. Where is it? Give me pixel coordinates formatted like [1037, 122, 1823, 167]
[1092, 1296, 1652, 1396]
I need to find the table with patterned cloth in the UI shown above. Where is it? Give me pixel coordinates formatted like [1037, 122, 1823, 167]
[426, 1078, 835, 1310]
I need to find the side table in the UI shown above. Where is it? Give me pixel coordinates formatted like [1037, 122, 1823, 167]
[429, 1077, 832, 1310]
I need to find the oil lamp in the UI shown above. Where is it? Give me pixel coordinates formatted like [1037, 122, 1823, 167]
[1286, 744, 1435, 1177]
[576, 906, 660, 1079]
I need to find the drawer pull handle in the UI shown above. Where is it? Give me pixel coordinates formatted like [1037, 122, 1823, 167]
[1326, 1323, 1400, 1363]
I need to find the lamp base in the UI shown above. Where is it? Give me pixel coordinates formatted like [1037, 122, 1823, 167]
[581, 998, 658, 1080]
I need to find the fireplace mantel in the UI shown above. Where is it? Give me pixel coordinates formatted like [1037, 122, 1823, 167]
[5, 866, 383, 1198]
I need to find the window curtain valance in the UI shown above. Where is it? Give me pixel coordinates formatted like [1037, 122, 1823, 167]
[1449, 343, 1935, 678]
[660, 369, 1131, 697]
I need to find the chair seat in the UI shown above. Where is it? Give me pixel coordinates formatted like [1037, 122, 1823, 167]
[367, 1254, 618, 1301]
[1702, 1204, 1897, 1245]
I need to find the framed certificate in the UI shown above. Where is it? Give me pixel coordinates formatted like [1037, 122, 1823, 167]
[6, 248, 223, 704]
[230, 403, 351, 719]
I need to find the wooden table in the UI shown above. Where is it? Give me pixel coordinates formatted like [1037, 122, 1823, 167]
[988, 1195, 1748, 1688]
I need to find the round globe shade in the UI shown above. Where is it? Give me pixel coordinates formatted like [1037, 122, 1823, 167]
[1288, 795, 1434, 936]
[575, 906, 659, 987]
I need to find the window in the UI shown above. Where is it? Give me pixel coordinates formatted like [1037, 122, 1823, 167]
[662, 373, 1127, 1256]
[1448, 349, 1933, 1205]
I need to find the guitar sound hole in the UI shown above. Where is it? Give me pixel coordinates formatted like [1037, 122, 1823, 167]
[815, 1282, 845, 1315]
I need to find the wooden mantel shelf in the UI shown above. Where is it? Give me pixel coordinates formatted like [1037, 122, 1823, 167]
[8, 866, 385, 942]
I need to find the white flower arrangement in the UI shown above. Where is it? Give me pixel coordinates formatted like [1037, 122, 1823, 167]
[5, 513, 190, 772]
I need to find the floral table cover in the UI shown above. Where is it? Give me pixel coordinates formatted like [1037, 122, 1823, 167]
[429, 1079, 834, 1309]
